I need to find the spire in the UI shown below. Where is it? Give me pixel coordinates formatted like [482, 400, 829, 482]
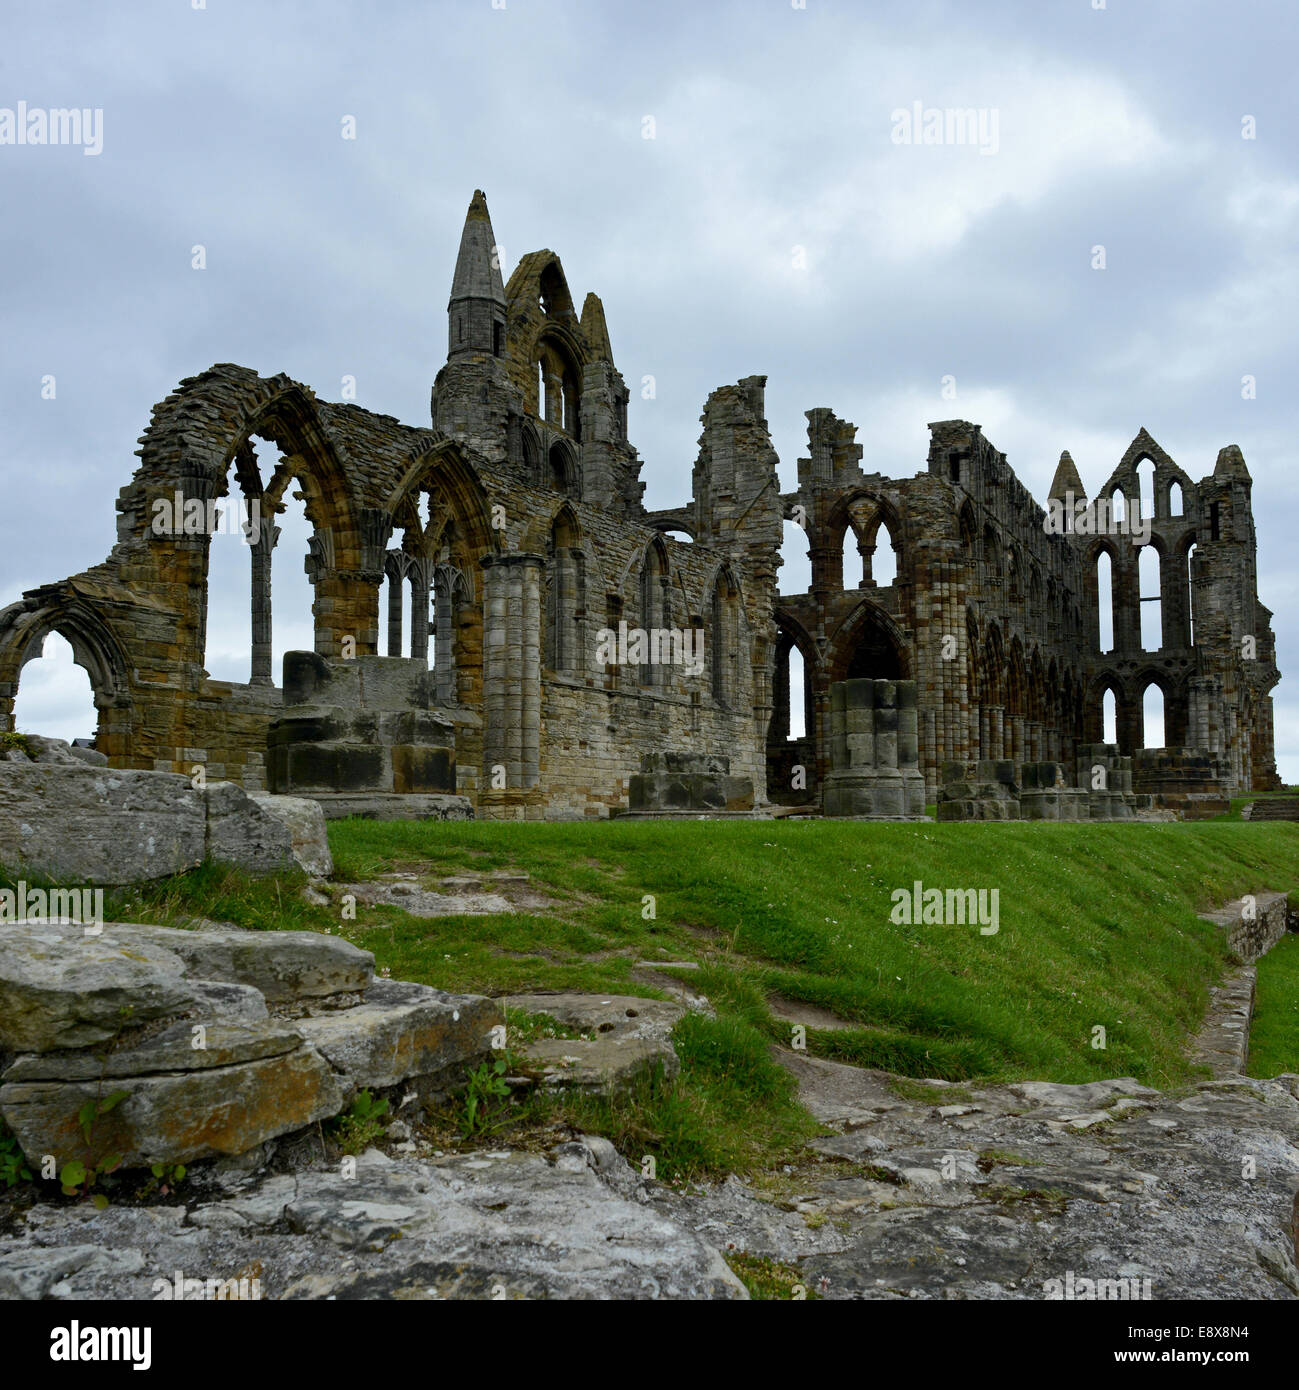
[447, 190, 507, 359]
[1213, 444, 1251, 483]
[1049, 449, 1085, 503]
[580, 292, 613, 362]
[450, 190, 507, 306]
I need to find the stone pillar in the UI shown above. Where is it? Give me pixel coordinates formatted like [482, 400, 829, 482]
[410, 562, 431, 664]
[386, 568, 403, 657]
[520, 554, 543, 789]
[823, 678, 924, 818]
[433, 572, 456, 703]
[771, 647, 790, 743]
[989, 706, 1004, 761]
[543, 371, 562, 429]
[250, 511, 280, 685]
[175, 473, 217, 664]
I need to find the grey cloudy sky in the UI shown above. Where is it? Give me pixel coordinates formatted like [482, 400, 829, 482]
[3, 0, 1296, 773]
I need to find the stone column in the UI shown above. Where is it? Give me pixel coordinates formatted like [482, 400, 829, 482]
[856, 541, 875, 588]
[250, 510, 279, 684]
[520, 554, 543, 789]
[433, 571, 456, 702]
[386, 565, 404, 657]
[410, 561, 431, 664]
[988, 706, 1004, 760]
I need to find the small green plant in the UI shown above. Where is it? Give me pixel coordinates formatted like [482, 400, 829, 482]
[58, 1088, 130, 1207]
[462, 1057, 512, 1137]
[329, 1089, 390, 1155]
[149, 1161, 187, 1195]
[78, 1091, 129, 1146]
[0, 730, 33, 757]
[0, 1120, 33, 1188]
[59, 1156, 123, 1208]
[723, 1250, 822, 1300]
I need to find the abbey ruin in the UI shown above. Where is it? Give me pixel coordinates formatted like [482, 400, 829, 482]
[0, 192, 1281, 818]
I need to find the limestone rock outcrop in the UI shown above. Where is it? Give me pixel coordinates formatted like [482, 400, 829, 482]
[0, 922, 499, 1168]
[503, 992, 684, 1095]
[0, 1141, 748, 1300]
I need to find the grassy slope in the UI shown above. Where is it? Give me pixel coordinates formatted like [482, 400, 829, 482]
[325, 819, 1299, 1088]
[1248, 930, 1299, 1079]
[16, 819, 1293, 1181]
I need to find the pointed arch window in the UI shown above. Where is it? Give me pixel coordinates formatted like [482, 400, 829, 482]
[639, 541, 668, 687]
[710, 570, 741, 707]
[547, 513, 584, 678]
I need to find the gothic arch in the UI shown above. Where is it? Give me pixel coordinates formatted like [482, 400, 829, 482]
[386, 441, 499, 559]
[0, 599, 132, 713]
[827, 597, 911, 683]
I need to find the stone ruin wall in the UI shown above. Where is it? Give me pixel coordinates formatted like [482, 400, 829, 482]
[769, 408, 1279, 806]
[0, 191, 1280, 818]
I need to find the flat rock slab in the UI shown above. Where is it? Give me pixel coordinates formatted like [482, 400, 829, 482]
[1, 1043, 345, 1168]
[0, 921, 493, 1170]
[503, 993, 685, 1096]
[292, 979, 502, 1093]
[0, 924, 198, 1052]
[340, 882, 514, 917]
[0, 1141, 747, 1300]
[502, 992, 685, 1043]
[767, 993, 860, 1032]
[3, 1010, 297, 1083]
[117, 923, 374, 1001]
[658, 1052, 1299, 1300]
[522, 1035, 679, 1095]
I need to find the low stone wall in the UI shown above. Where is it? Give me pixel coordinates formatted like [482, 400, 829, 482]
[1198, 890, 1291, 964]
[624, 751, 755, 816]
[1133, 748, 1231, 819]
[937, 747, 1152, 822]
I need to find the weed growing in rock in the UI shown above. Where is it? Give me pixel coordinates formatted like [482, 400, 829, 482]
[0, 1119, 33, 1188]
[462, 1058, 512, 1137]
[329, 1090, 389, 1155]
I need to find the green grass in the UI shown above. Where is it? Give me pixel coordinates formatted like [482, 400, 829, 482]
[8, 817, 1298, 1178]
[327, 817, 1299, 1090]
[1247, 931, 1299, 1079]
[723, 1250, 822, 1299]
[1213, 788, 1299, 822]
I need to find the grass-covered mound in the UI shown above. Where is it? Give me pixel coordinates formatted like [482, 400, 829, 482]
[321, 819, 1298, 1090]
[1248, 927, 1299, 1080]
[19, 818, 1292, 1179]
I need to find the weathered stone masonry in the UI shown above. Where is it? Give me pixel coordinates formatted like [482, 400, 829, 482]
[0, 191, 1280, 814]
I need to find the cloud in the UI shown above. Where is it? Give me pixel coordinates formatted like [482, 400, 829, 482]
[2, 0, 1296, 778]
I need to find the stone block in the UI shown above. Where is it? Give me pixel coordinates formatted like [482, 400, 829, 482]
[0, 924, 197, 1053]
[0, 1044, 345, 1168]
[116, 923, 374, 1001]
[292, 979, 500, 1096]
[247, 793, 333, 877]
